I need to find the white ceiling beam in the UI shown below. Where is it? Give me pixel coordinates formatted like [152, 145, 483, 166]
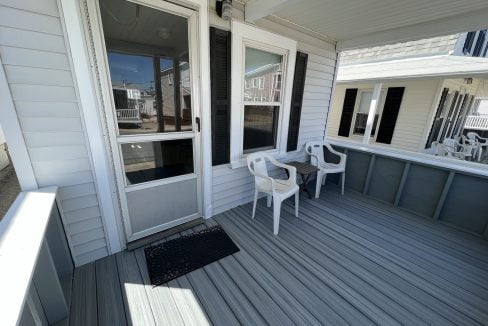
[337, 8, 488, 51]
[245, 0, 301, 22]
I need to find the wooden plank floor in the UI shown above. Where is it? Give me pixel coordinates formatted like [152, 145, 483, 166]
[69, 187, 488, 325]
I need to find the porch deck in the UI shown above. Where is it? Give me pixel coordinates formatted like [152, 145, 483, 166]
[69, 187, 488, 325]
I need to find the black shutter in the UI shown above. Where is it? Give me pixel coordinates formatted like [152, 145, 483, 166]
[463, 31, 476, 54]
[286, 51, 308, 152]
[376, 87, 405, 144]
[425, 88, 449, 148]
[474, 30, 486, 57]
[210, 27, 231, 166]
[338, 89, 358, 137]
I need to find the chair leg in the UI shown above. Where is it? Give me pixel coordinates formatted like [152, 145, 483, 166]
[273, 198, 281, 235]
[315, 172, 322, 199]
[322, 173, 326, 185]
[267, 194, 272, 207]
[341, 171, 345, 195]
[294, 192, 299, 217]
[252, 189, 258, 219]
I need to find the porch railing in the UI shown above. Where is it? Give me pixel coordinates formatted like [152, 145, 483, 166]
[464, 115, 488, 130]
[328, 140, 488, 238]
[0, 187, 73, 326]
[116, 108, 141, 121]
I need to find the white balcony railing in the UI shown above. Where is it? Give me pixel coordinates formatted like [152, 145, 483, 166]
[464, 115, 488, 130]
[0, 187, 73, 325]
[116, 108, 141, 122]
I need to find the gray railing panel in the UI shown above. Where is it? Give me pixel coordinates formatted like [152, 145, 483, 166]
[439, 174, 488, 234]
[367, 156, 405, 204]
[398, 164, 449, 218]
[344, 150, 370, 192]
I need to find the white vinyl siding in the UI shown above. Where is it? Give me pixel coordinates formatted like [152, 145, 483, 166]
[0, 0, 109, 265]
[212, 42, 335, 215]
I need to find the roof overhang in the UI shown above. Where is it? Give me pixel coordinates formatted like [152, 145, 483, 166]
[337, 56, 488, 83]
[243, 0, 488, 50]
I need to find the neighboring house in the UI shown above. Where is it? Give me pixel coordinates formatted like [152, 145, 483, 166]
[327, 31, 488, 153]
[0, 123, 8, 170]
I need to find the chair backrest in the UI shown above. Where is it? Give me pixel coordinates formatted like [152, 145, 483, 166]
[305, 141, 325, 167]
[247, 152, 271, 187]
[433, 142, 448, 156]
[305, 141, 340, 166]
[467, 131, 478, 140]
[442, 138, 459, 152]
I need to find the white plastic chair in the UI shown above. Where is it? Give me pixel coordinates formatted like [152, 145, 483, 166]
[305, 141, 347, 198]
[247, 152, 299, 235]
[467, 132, 488, 161]
[442, 138, 472, 160]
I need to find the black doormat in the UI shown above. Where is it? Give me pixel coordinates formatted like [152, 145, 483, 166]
[144, 225, 239, 286]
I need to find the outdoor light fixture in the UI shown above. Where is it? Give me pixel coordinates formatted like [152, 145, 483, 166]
[216, 0, 233, 21]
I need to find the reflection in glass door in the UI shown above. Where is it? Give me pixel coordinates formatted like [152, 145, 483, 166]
[99, 0, 200, 241]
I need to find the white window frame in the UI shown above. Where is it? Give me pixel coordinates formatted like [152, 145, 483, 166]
[230, 21, 297, 168]
[349, 89, 387, 142]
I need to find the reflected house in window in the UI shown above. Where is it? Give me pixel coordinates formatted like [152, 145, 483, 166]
[244, 63, 282, 103]
[242, 47, 284, 152]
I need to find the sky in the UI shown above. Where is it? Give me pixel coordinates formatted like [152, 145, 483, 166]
[108, 52, 173, 91]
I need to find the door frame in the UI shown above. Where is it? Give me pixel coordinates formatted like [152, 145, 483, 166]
[80, 0, 212, 243]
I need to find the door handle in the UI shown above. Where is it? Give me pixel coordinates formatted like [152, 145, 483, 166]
[195, 117, 201, 132]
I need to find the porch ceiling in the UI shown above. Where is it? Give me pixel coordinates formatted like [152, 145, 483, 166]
[242, 0, 488, 50]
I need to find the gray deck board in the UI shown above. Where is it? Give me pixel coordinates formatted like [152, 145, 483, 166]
[69, 189, 488, 325]
[323, 190, 488, 266]
[95, 255, 127, 326]
[69, 263, 97, 326]
[115, 251, 155, 326]
[316, 193, 488, 298]
[133, 247, 187, 325]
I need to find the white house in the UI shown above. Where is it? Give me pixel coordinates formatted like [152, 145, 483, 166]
[327, 31, 488, 154]
[2, 1, 488, 325]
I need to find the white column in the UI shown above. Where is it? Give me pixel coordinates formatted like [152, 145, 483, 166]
[363, 83, 382, 144]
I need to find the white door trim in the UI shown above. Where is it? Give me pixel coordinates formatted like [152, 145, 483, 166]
[80, 0, 211, 242]
[59, 0, 124, 253]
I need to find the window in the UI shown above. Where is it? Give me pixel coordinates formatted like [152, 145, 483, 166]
[352, 91, 384, 136]
[243, 105, 279, 151]
[230, 21, 297, 167]
[243, 47, 283, 153]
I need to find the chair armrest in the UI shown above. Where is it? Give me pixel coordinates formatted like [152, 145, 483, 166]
[336, 152, 347, 166]
[253, 172, 275, 188]
[270, 159, 297, 183]
[306, 151, 320, 166]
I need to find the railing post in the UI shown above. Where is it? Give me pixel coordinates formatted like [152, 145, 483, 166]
[363, 154, 376, 194]
[394, 162, 411, 207]
[433, 171, 455, 220]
